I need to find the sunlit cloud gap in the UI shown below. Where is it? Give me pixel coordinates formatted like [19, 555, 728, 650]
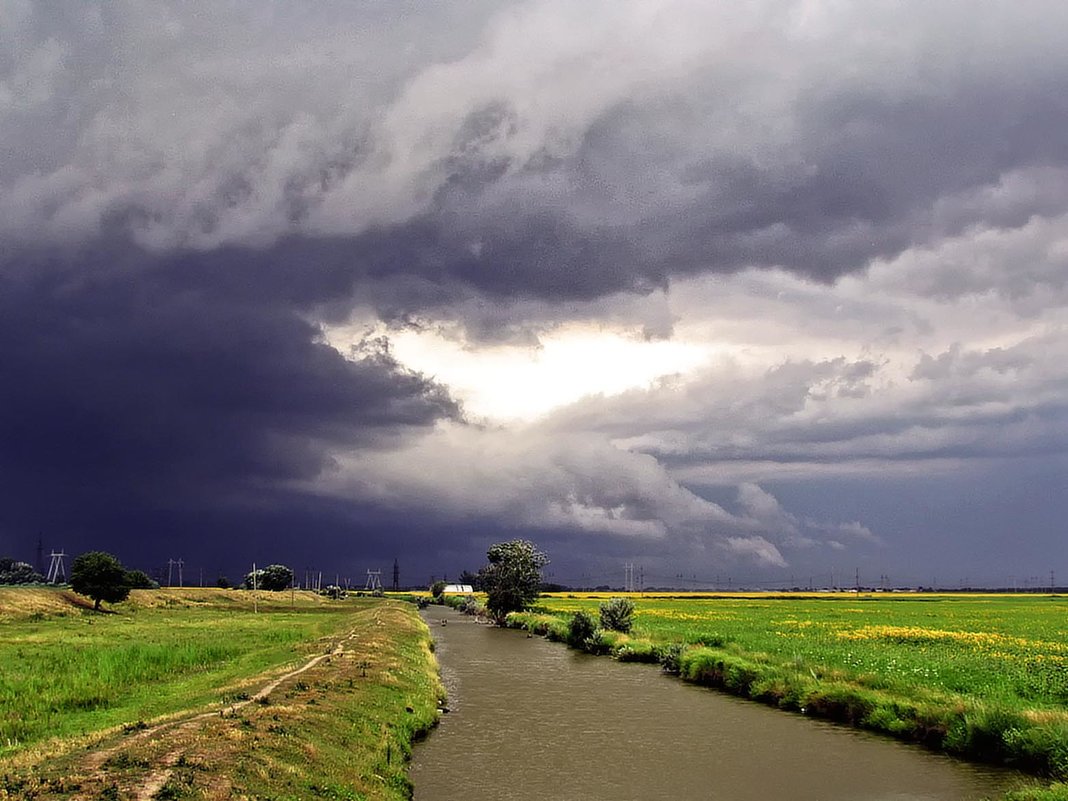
[380, 327, 714, 422]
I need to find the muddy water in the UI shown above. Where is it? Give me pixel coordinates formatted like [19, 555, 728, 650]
[412, 607, 1021, 801]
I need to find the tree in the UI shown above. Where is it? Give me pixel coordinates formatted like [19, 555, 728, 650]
[478, 539, 548, 624]
[124, 569, 158, 589]
[0, 557, 45, 585]
[430, 580, 446, 600]
[243, 563, 293, 591]
[457, 570, 481, 591]
[70, 551, 131, 610]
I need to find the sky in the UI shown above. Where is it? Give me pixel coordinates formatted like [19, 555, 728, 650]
[2, 0, 1067, 589]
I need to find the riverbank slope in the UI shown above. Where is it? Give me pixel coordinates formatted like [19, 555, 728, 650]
[0, 588, 442, 800]
[498, 593, 1068, 799]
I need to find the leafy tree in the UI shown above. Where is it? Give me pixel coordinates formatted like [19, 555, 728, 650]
[477, 539, 549, 624]
[0, 557, 45, 585]
[430, 580, 446, 599]
[124, 569, 158, 589]
[70, 551, 131, 610]
[457, 570, 481, 591]
[243, 563, 293, 591]
[216, 575, 232, 589]
[599, 597, 635, 633]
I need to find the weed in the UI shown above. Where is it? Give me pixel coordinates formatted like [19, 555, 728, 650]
[103, 752, 150, 770]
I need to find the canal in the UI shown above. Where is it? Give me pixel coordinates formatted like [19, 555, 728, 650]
[412, 606, 1021, 801]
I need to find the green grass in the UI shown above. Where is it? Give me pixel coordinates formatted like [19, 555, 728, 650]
[509, 593, 1068, 783]
[217, 602, 443, 801]
[2, 596, 444, 801]
[0, 589, 354, 757]
[536, 594, 1068, 708]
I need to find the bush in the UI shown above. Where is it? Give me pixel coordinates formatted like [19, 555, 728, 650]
[660, 642, 685, 674]
[599, 597, 635, 633]
[567, 610, 598, 648]
[458, 595, 484, 616]
[124, 569, 158, 589]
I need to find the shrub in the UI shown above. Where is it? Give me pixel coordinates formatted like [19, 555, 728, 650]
[567, 610, 598, 648]
[660, 643, 685, 674]
[458, 595, 484, 616]
[124, 569, 158, 589]
[599, 597, 635, 633]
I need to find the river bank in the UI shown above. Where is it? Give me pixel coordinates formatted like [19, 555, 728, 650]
[414, 604, 1019, 801]
[0, 589, 442, 800]
[446, 592, 1068, 799]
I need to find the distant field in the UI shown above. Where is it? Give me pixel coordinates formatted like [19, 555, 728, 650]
[536, 592, 1068, 708]
[0, 587, 354, 758]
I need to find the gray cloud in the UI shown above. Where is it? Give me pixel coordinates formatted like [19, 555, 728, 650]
[4, 1, 1068, 586]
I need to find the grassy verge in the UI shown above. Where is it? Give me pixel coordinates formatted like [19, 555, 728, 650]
[499, 593, 1068, 794]
[0, 588, 353, 759]
[0, 589, 443, 801]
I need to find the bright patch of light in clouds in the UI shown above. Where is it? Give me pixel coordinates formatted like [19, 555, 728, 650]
[386, 327, 711, 421]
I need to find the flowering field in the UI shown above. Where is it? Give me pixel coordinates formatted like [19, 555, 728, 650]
[536, 593, 1068, 710]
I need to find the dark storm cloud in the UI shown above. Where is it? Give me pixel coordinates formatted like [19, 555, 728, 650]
[0, 247, 458, 570]
[5, 1, 1068, 583]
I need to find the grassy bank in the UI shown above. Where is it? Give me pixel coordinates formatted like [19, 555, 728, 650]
[0, 588, 443, 800]
[0, 587, 354, 758]
[503, 593, 1068, 791]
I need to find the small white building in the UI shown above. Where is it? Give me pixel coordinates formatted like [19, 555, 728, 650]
[443, 584, 474, 594]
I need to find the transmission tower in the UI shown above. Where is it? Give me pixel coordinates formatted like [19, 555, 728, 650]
[167, 558, 185, 587]
[46, 551, 67, 583]
[365, 570, 382, 592]
[392, 558, 400, 592]
[624, 563, 635, 593]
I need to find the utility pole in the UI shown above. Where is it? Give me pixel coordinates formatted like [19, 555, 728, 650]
[252, 562, 258, 614]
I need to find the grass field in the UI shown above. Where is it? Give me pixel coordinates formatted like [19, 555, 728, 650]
[0, 588, 355, 758]
[0, 587, 443, 800]
[502, 592, 1068, 793]
[538, 592, 1068, 709]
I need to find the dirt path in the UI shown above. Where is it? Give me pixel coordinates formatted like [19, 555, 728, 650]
[69, 629, 360, 800]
